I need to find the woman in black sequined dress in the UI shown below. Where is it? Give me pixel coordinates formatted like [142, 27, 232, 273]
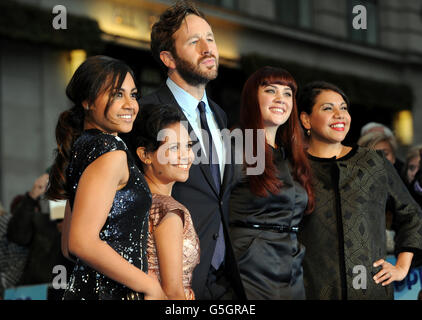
[46, 56, 166, 300]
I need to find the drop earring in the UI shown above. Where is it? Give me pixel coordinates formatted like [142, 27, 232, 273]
[307, 129, 311, 136]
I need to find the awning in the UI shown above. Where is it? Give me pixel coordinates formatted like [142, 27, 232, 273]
[0, 0, 103, 53]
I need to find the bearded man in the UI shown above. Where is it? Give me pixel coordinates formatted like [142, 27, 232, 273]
[140, 0, 245, 300]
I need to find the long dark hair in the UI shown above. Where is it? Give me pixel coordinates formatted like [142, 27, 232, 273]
[123, 104, 184, 172]
[46, 55, 136, 200]
[240, 66, 315, 213]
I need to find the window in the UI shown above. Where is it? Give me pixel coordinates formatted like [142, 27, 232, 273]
[348, 0, 378, 45]
[199, 0, 312, 28]
[199, 0, 238, 10]
[298, 0, 312, 28]
[275, 0, 312, 29]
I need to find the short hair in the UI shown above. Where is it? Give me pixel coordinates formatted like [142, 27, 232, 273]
[357, 131, 398, 153]
[360, 122, 394, 138]
[150, 0, 207, 69]
[123, 104, 184, 172]
[406, 144, 422, 162]
[297, 81, 350, 115]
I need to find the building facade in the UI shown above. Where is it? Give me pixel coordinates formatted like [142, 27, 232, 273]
[1, 0, 422, 208]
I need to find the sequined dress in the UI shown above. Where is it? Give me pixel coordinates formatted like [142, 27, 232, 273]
[63, 129, 151, 300]
[147, 194, 200, 300]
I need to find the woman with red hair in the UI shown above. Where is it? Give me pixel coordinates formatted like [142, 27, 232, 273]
[229, 66, 314, 299]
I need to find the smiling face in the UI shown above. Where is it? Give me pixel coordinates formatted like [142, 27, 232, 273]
[258, 84, 293, 130]
[84, 72, 139, 135]
[301, 89, 351, 145]
[170, 14, 219, 86]
[144, 122, 194, 186]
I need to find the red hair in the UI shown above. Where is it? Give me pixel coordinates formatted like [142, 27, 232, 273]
[240, 66, 315, 213]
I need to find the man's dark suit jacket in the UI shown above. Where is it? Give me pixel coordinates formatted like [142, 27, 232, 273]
[141, 85, 245, 300]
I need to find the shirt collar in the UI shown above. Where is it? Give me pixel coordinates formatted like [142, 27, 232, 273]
[166, 77, 210, 118]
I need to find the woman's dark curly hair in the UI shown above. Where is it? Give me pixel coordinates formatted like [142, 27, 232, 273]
[46, 55, 136, 200]
[123, 104, 184, 172]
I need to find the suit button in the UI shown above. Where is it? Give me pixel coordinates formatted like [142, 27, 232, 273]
[213, 233, 219, 240]
[220, 200, 223, 206]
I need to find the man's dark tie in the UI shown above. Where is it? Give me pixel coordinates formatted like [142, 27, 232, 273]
[197, 101, 225, 270]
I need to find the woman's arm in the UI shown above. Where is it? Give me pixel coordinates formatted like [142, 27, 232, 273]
[382, 154, 422, 256]
[373, 252, 414, 286]
[372, 153, 422, 286]
[67, 150, 166, 299]
[154, 211, 186, 299]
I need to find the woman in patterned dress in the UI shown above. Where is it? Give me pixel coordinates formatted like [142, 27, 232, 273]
[46, 56, 166, 300]
[124, 104, 200, 300]
[297, 81, 422, 299]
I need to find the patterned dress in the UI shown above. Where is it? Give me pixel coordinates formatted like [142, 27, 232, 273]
[298, 146, 422, 300]
[63, 129, 151, 300]
[147, 194, 200, 300]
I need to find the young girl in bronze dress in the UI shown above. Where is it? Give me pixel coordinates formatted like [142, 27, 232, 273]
[46, 56, 166, 300]
[124, 104, 200, 299]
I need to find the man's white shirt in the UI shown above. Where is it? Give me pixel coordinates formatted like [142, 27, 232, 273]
[166, 77, 225, 182]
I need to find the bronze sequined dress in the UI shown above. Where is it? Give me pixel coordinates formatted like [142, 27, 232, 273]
[147, 194, 200, 300]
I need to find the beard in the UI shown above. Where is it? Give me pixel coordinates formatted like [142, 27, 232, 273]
[172, 51, 219, 86]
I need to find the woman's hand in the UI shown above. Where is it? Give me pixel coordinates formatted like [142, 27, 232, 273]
[373, 259, 409, 286]
[28, 173, 49, 200]
[144, 274, 167, 300]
